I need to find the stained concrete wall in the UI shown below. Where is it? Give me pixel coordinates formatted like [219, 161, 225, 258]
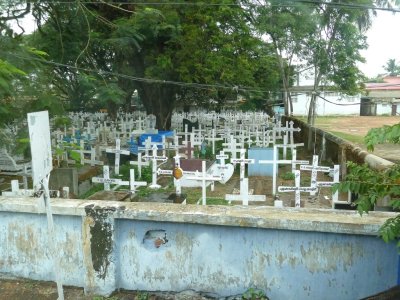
[0, 197, 398, 299]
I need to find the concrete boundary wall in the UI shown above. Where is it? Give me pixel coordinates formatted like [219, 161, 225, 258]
[284, 117, 395, 177]
[0, 197, 398, 299]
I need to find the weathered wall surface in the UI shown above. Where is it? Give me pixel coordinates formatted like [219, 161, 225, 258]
[0, 197, 398, 299]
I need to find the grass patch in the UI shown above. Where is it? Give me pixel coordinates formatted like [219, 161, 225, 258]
[206, 198, 231, 205]
[328, 131, 365, 144]
[80, 183, 103, 199]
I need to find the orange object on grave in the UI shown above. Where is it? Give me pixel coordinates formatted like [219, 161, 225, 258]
[173, 167, 183, 179]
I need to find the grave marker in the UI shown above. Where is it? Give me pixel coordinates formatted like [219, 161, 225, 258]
[278, 170, 317, 208]
[258, 145, 309, 195]
[187, 160, 221, 205]
[106, 138, 130, 175]
[300, 155, 330, 196]
[129, 152, 149, 179]
[92, 165, 122, 191]
[142, 145, 168, 189]
[316, 164, 340, 208]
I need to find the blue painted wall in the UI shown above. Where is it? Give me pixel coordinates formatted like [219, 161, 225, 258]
[248, 147, 275, 176]
[0, 202, 398, 299]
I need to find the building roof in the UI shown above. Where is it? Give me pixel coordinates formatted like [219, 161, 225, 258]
[365, 76, 400, 91]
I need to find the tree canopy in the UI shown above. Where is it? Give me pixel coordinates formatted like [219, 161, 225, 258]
[0, 0, 392, 129]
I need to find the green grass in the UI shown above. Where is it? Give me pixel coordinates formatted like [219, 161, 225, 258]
[80, 183, 103, 199]
[328, 131, 365, 144]
[205, 198, 231, 205]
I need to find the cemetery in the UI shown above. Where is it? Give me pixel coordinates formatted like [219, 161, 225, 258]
[0, 109, 398, 300]
[3, 2, 400, 298]
[0, 111, 346, 208]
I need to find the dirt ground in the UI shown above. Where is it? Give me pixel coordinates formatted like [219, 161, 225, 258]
[0, 278, 213, 300]
[313, 115, 399, 136]
[310, 116, 400, 162]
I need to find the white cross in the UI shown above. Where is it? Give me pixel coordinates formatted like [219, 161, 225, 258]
[258, 145, 309, 196]
[187, 160, 221, 205]
[278, 170, 317, 208]
[138, 137, 152, 156]
[216, 150, 229, 170]
[316, 164, 340, 207]
[129, 152, 149, 179]
[1, 179, 33, 197]
[142, 145, 168, 189]
[92, 165, 122, 191]
[205, 129, 222, 155]
[106, 138, 130, 175]
[300, 155, 331, 196]
[129, 169, 147, 194]
[222, 135, 243, 160]
[231, 148, 254, 193]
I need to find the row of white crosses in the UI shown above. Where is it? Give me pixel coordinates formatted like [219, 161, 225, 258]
[276, 153, 340, 208]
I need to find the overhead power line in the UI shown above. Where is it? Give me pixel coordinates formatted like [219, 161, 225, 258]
[19, 1, 400, 13]
[7, 52, 273, 93]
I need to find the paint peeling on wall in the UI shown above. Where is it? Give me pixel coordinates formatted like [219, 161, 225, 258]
[84, 204, 115, 279]
[143, 230, 168, 249]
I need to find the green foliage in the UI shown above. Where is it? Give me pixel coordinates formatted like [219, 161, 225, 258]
[383, 58, 400, 76]
[281, 171, 295, 181]
[206, 198, 231, 205]
[54, 116, 71, 128]
[365, 123, 400, 151]
[334, 162, 400, 242]
[119, 162, 152, 183]
[80, 183, 103, 199]
[136, 291, 149, 300]
[242, 287, 269, 300]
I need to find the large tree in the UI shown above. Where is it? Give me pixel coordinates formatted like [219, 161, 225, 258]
[254, 0, 315, 116]
[26, 0, 282, 129]
[383, 58, 400, 76]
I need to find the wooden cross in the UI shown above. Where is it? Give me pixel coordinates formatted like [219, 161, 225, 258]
[142, 144, 168, 189]
[106, 138, 130, 175]
[138, 137, 153, 156]
[92, 165, 122, 191]
[300, 155, 331, 196]
[258, 144, 309, 196]
[278, 170, 317, 208]
[316, 164, 340, 208]
[222, 135, 243, 160]
[115, 169, 147, 194]
[187, 160, 221, 205]
[129, 152, 149, 179]
[205, 129, 223, 155]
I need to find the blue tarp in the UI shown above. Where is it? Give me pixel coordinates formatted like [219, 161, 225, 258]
[138, 131, 174, 147]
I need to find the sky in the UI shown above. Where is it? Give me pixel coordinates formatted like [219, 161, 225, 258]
[10, 9, 400, 79]
[358, 10, 400, 78]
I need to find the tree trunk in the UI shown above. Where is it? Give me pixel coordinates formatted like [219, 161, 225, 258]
[136, 82, 176, 130]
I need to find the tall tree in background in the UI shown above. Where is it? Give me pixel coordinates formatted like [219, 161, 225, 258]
[254, 0, 314, 116]
[383, 58, 400, 76]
